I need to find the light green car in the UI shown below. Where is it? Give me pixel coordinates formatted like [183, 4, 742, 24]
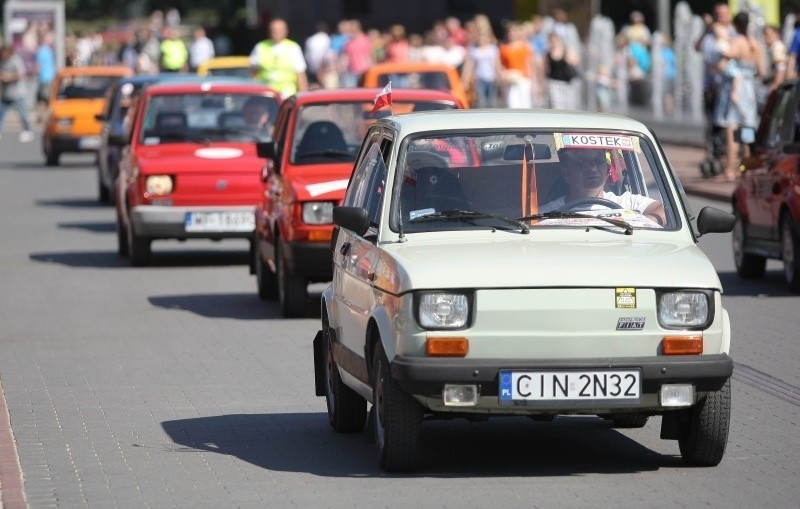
[313, 109, 736, 472]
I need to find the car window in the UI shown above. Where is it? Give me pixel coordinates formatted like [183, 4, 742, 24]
[139, 93, 279, 144]
[344, 141, 387, 228]
[289, 101, 455, 165]
[377, 72, 451, 91]
[393, 131, 675, 233]
[58, 75, 121, 99]
[763, 86, 793, 147]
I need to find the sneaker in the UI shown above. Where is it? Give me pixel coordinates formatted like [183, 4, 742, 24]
[19, 131, 35, 143]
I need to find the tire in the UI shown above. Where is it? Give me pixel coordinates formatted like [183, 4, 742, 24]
[678, 379, 731, 466]
[116, 215, 129, 258]
[323, 315, 367, 432]
[699, 161, 712, 178]
[607, 413, 649, 428]
[732, 211, 766, 279]
[127, 220, 152, 266]
[372, 342, 422, 472]
[781, 217, 800, 292]
[254, 238, 278, 300]
[711, 159, 723, 176]
[99, 178, 110, 204]
[45, 148, 60, 166]
[276, 239, 307, 317]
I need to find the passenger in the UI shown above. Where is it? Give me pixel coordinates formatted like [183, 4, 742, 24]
[540, 148, 666, 226]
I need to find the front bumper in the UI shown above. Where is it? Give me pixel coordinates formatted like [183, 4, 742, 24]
[48, 134, 102, 153]
[130, 205, 256, 239]
[391, 353, 732, 411]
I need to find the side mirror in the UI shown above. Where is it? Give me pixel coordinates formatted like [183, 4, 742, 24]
[696, 206, 736, 235]
[333, 206, 370, 236]
[256, 140, 277, 160]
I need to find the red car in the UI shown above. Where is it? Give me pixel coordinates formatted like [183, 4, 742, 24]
[733, 79, 800, 291]
[252, 88, 465, 316]
[115, 80, 281, 266]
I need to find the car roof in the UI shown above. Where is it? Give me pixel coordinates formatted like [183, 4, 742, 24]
[366, 62, 458, 74]
[56, 65, 133, 77]
[377, 109, 650, 135]
[143, 80, 281, 96]
[291, 87, 461, 104]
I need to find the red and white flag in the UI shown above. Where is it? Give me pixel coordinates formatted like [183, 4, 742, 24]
[370, 81, 392, 113]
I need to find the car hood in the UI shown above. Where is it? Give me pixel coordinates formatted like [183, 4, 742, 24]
[134, 144, 264, 173]
[286, 163, 353, 201]
[381, 235, 722, 291]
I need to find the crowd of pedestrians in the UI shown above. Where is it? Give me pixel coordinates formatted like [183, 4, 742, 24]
[2, 4, 798, 154]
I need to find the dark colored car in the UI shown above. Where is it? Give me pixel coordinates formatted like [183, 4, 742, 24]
[733, 80, 800, 291]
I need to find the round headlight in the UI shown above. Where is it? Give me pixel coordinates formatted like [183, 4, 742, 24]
[145, 175, 173, 195]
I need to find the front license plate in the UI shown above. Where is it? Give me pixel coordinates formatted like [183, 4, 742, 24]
[79, 136, 101, 149]
[185, 212, 254, 232]
[499, 370, 641, 403]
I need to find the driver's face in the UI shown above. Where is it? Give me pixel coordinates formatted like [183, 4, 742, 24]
[564, 152, 608, 194]
[244, 106, 269, 126]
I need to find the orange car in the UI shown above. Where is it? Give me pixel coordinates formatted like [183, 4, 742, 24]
[43, 65, 133, 166]
[362, 62, 469, 108]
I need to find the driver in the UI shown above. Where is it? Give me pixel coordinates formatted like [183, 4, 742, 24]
[242, 96, 272, 131]
[540, 147, 667, 226]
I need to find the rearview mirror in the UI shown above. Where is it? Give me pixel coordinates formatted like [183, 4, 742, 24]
[333, 206, 370, 235]
[256, 140, 276, 160]
[502, 143, 552, 161]
[697, 206, 736, 235]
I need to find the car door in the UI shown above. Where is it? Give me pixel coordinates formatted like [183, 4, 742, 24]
[332, 132, 391, 381]
[260, 98, 295, 256]
[743, 82, 797, 241]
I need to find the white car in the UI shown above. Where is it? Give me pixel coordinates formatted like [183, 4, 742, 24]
[313, 109, 736, 471]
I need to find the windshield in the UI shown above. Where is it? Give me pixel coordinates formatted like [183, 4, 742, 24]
[140, 92, 279, 144]
[58, 75, 122, 99]
[377, 71, 451, 91]
[394, 131, 676, 233]
[290, 100, 456, 164]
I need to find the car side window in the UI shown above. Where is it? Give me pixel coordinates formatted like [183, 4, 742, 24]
[763, 87, 793, 147]
[343, 140, 387, 228]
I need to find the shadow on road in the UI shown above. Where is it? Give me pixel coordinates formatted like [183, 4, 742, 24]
[57, 220, 117, 233]
[161, 412, 677, 478]
[718, 270, 796, 297]
[29, 249, 250, 268]
[36, 197, 106, 208]
[149, 291, 322, 320]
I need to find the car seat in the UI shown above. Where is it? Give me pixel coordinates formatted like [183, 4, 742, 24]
[218, 111, 247, 130]
[414, 167, 470, 212]
[295, 121, 348, 159]
[155, 112, 188, 133]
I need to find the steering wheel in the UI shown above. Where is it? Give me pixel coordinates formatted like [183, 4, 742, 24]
[562, 197, 623, 211]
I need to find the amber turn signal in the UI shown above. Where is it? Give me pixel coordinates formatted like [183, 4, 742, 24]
[662, 336, 703, 355]
[426, 337, 469, 357]
[308, 230, 332, 242]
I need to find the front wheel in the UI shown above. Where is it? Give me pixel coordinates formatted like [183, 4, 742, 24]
[372, 342, 422, 472]
[116, 215, 129, 258]
[323, 316, 367, 432]
[678, 379, 731, 466]
[127, 221, 152, 266]
[781, 217, 800, 292]
[732, 212, 766, 279]
[276, 239, 307, 317]
[254, 238, 277, 300]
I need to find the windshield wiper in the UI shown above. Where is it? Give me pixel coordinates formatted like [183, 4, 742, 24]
[409, 209, 530, 234]
[518, 211, 633, 235]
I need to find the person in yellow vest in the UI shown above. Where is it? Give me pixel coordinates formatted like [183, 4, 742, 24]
[159, 26, 189, 72]
[249, 18, 308, 98]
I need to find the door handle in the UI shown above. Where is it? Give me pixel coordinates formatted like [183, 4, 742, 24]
[339, 242, 351, 256]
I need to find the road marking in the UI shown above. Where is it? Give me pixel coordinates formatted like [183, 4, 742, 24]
[733, 362, 800, 407]
[0, 379, 27, 509]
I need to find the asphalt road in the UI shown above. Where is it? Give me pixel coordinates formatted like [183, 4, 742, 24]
[1, 136, 799, 508]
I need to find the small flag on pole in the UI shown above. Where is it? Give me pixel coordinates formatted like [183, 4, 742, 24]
[370, 81, 392, 114]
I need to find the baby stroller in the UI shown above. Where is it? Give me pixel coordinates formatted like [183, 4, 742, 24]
[698, 87, 725, 178]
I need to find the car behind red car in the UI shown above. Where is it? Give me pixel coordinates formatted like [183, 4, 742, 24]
[252, 88, 465, 316]
[115, 80, 281, 265]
